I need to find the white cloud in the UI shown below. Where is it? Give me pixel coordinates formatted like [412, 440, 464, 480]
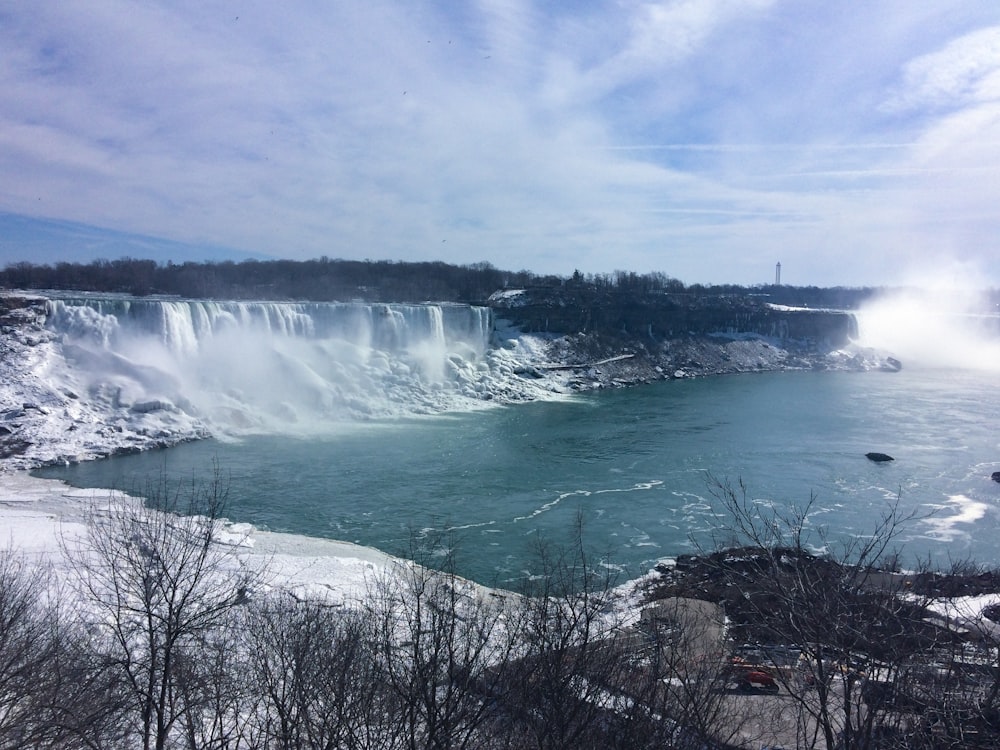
[629, 0, 775, 64]
[888, 25, 1000, 111]
[1, 1, 999, 286]
[545, 0, 777, 107]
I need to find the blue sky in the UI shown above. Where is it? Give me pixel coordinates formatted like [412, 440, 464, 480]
[2, 1, 1000, 287]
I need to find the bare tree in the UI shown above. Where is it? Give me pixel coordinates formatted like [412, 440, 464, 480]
[238, 594, 400, 750]
[496, 523, 629, 750]
[700, 476, 947, 749]
[878, 558, 1000, 749]
[62, 472, 262, 750]
[367, 538, 524, 750]
[0, 549, 62, 748]
[170, 613, 258, 750]
[0, 547, 127, 750]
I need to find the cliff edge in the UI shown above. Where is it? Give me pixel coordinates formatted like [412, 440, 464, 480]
[489, 287, 897, 389]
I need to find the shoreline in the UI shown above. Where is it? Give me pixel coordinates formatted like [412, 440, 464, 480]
[0, 467, 650, 623]
[0, 470, 401, 608]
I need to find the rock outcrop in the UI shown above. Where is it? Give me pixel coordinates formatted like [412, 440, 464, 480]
[866, 452, 895, 463]
[489, 288, 858, 347]
[489, 288, 898, 391]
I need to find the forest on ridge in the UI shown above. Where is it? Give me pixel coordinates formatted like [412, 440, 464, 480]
[0, 256, 888, 309]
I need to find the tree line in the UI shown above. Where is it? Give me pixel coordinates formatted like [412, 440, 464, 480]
[0, 256, 886, 309]
[3, 474, 1000, 749]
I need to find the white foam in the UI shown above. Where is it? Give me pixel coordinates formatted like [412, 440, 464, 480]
[44, 297, 500, 429]
[922, 493, 990, 542]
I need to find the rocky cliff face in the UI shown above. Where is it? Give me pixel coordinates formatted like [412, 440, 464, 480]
[488, 288, 893, 390]
[488, 288, 857, 348]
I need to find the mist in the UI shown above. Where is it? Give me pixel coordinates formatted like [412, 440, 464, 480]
[46, 299, 503, 435]
[856, 287, 1000, 371]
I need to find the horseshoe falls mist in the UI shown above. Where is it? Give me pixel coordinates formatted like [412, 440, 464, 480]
[32, 295, 1000, 585]
[856, 287, 1000, 373]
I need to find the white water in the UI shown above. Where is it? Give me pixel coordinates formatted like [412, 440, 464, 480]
[856, 287, 1000, 372]
[43, 296, 521, 433]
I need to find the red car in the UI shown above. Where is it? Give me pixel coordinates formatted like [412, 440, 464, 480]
[729, 657, 779, 691]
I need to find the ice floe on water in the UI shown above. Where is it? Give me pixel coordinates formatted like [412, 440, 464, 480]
[921, 494, 990, 542]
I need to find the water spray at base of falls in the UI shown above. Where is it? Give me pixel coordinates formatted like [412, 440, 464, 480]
[42, 297, 541, 435]
[855, 288, 1000, 372]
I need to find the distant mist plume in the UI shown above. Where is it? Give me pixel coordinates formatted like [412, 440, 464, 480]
[856, 287, 1000, 371]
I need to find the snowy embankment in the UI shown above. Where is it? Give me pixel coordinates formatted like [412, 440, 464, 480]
[0, 471, 392, 609]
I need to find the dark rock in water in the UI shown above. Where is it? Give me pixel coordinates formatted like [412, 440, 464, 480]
[866, 452, 894, 463]
[992, 471, 1000, 484]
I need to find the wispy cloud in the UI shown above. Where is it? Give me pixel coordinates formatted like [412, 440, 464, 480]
[885, 25, 1000, 112]
[1, 1, 999, 286]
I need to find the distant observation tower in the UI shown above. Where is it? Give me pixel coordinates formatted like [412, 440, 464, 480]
[775, 261, 781, 286]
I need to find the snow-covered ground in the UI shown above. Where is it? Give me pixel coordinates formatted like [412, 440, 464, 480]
[0, 470, 396, 610]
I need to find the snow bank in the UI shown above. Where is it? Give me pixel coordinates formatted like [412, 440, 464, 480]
[0, 471, 397, 608]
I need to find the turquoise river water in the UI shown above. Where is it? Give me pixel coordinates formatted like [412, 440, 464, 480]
[37, 367, 1000, 586]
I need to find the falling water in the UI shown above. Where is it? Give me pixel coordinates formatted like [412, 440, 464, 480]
[44, 296, 496, 432]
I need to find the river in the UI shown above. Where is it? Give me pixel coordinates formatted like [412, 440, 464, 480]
[36, 366, 1000, 586]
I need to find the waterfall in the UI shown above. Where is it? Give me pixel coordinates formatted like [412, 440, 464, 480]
[44, 296, 496, 430]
